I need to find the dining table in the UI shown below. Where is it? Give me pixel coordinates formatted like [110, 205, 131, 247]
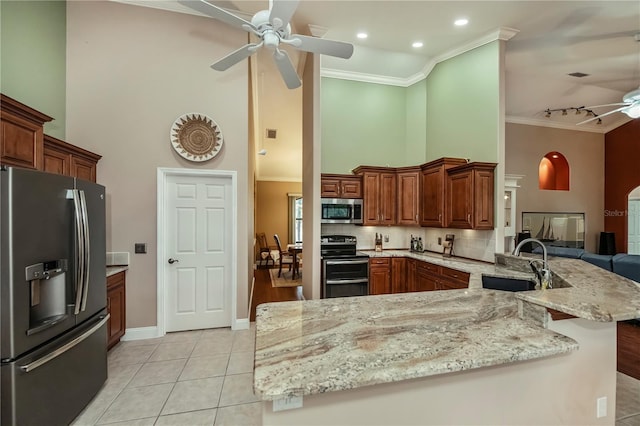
[286, 243, 303, 279]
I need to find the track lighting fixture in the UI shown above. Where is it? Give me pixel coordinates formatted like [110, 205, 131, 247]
[544, 106, 598, 121]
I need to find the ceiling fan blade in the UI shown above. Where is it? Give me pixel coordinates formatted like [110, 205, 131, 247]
[269, 0, 299, 31]
[577, 107, 627, 125]
[583, 102, 632, 109]
[273, 49, 301, 89]
[211, 44, 259, 71]
[178, 0, 255, 32]
[289, 34, 354, 59]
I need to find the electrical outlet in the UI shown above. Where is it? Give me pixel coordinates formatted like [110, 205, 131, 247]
[273, 395, 303, 412]
[596, 396, 607, 418]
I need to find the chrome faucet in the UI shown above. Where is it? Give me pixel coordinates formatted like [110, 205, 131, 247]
[513, 238, 553, 289]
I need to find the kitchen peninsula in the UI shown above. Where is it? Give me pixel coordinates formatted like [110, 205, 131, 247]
[254, 253, 640, 425]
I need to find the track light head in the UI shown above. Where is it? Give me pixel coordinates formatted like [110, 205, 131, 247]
[562, 109, 567, 116]
[597, 118, 602, 125]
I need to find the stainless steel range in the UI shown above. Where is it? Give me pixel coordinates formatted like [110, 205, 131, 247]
[321, 235, 369, 298]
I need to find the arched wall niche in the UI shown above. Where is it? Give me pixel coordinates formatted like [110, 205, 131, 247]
[539, 151, 569, 191]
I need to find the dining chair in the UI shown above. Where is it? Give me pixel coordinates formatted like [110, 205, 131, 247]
[274, 234, 297, 277]
[256, 232, 276, 269]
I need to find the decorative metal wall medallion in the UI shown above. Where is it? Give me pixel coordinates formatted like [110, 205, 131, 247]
[170, 113, 223, 162]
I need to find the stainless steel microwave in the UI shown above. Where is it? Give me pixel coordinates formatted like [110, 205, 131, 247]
[321, 198, 363, 224]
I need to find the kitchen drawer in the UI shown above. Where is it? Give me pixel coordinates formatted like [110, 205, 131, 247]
[440, 266, 470, 284]
[370, 257, 391, 267]
[417, 261, 441, 275]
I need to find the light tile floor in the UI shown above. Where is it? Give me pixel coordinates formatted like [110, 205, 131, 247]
[73, 323, 640, 425]
[72, 325, 260, 426]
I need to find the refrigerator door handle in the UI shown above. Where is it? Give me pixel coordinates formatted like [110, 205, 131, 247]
[19, 314, 110, 373]
[68, 189, 85, 315]
[79, 190, 90, 312]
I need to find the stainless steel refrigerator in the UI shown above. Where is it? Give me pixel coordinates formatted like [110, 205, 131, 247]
[1, 166, 109, 425]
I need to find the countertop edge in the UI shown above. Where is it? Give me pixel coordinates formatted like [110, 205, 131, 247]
[106, 266, 128, 277]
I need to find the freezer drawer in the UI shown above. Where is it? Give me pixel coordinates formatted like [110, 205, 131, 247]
[1, 311, 109, 426]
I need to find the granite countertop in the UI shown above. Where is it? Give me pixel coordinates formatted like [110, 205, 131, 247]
[362, 249, 640, 322]
[254, 289, 578, 400]
[106, 266, 128, 277]
[514, 256, 640, 322]
[363, 249, 536, 288]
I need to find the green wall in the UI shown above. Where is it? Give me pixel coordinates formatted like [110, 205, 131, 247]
[425, 42, 500, 162]
[321, 42, 500, 172]
[1, 0, 66, 139]
[321, 78, 408, 173]
[405, 79, 427, 164]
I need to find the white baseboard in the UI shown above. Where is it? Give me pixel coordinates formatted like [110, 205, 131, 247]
[233, 318, 250, 330]
[122, 326, 162, 341]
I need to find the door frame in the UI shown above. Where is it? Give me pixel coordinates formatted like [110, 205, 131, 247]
[156, 167, 239, 335]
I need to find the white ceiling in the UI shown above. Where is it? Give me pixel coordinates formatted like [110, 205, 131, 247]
[119, 0, 640, 178]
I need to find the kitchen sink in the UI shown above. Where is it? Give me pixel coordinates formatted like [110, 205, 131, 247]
[482, 275, 537, 292]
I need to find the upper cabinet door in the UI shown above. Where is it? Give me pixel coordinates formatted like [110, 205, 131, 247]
[362, 172, 381, 225]
[379, 172, 397, 225]
[396, 169, 420, 226]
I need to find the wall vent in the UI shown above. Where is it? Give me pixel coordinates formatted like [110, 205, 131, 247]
[266, 129, 277, 139]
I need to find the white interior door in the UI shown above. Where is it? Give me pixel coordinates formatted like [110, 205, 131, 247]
[628, 199, 640, 255]
[164, 174, 232, 332]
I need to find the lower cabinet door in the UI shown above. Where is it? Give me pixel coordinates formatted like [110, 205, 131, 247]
[106, 272, 126, 349]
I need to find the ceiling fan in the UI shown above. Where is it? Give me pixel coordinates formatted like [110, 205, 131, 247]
[178, 0, 354, 89]
[578, 87, 640, 125]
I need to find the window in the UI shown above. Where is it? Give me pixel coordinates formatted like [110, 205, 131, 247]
[288, 194, 302, 243]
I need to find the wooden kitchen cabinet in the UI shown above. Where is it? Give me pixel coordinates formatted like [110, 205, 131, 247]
[320, 174, 362, 198]
[420, 158, 468, 228]
[1, 94, 53, 170]
[396, 167, 421, 226]
[438, 266, 470, 290]
[107, 271, 127, 350]
[415, 261, 438, 292]
[354, 166, 397, 226]
[446, 162, 496, 230]
[406, 258, 417, 292]
[391, 257, 407, 293]
[1, 94, 101, 181]
[369, 257, 392, 295]
[44, 135, 101, 182]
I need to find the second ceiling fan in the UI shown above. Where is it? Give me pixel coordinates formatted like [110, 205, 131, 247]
[178, 0, 354, 89]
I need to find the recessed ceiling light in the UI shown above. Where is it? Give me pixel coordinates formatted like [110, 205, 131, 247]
[357, 32, 368, 39]
[412, 41, 423, 48]
[454, 18, 469, 26]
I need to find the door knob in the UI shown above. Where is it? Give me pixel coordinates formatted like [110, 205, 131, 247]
[168, 258, 179, 264]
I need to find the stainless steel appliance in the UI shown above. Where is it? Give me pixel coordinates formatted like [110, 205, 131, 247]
[1, 166, 109, 426]
[321, 235, 369, 298]
[320, 198, 363, 224]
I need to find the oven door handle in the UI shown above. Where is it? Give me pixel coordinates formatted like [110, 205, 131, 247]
[325, 259, 369, 266]
[326, 278, 369, 285]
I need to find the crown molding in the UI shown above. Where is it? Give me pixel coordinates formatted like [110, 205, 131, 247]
[504, 115, 627, 134]
[321, 27, 520, 88]
[320, 69, 419, 87]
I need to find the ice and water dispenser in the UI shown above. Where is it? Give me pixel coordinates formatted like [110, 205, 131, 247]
[25, 259, 69, 335]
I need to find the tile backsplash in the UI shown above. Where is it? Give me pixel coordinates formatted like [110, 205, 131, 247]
[106, 251, 130, 266]
[321, 224, 496, 263]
